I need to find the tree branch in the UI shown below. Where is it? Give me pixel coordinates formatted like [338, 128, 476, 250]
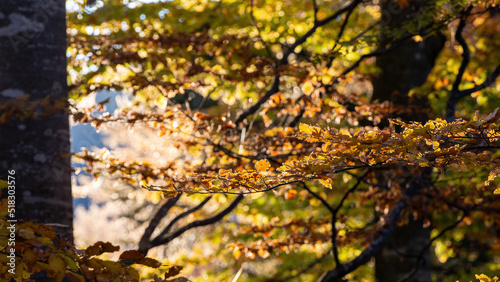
[320, 174, 426, 281]
[280, 0, 362, 65]
[138, 192, 182, 253]
[451, 16, 470, 94]
[301, 182, 334, 214]
[234, 75, 280, 124]
[150, 194, 244, 247]
[152, 195, 213, 244]
[445, 8, 500, 121]
[395, 211, 469, 282]
[234, 0, 362, 125]
[445, 13, 470, 121]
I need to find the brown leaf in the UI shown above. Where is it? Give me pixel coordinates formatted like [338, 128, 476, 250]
[85, 241, 120, 257]
[136, 257, 162, 268]
[165, 265, 183, 278]
[119, 250, 145, 261]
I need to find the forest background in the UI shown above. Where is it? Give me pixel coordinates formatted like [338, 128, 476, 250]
[1, 0, 500, 281]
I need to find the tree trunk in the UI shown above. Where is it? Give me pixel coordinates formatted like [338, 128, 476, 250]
[0, 0, 73, 238]
[372, 1, 445, 281]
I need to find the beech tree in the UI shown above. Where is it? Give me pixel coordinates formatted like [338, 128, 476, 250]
[0, 1, 72, 235]
[2, 0, 500, 281]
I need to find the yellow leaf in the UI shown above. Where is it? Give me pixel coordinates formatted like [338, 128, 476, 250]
[302, 81, 314, 95]
[233, 248, 241, 259]
[219, 169, 232, 176]
[494, 188, 500, 195]
[476, 274, 498, 282]
[322, 142, 330, 152]
[255, 159, 270, 172]
[319, 178, 333, 189]
[48, 253, 66, 276]
[424, 121, 435, 130]
[339, 128, 352, 137]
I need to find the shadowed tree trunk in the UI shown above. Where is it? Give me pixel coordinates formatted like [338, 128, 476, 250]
[372, 1, 445, 281]
[0, 0, 73, 238]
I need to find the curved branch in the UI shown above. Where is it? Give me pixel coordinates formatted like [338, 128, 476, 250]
[153, 195, 213, 243]
[301, 182, 334, 214]
[150, 194, 244, 247]
[451, 16, 470, 94]
[138, 193, 182, 253]
[234, 75, 280, 124]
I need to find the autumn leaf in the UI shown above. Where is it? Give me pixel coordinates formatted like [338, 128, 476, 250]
[475, 274, 499, 282]
[219, 169, 232, 176]
[48, 253, 66, 278]
[136, 257, 162, 268]
[165, 265, 183, 278]
[302, 81, 314, 95]
[119, 250, 145, 261]
[85, 241, 120, 257]
[232, 247, 242, 259]
[285, 189, 297, 199]
[255, 159, 270, 172]
[319, 178, 333, 189]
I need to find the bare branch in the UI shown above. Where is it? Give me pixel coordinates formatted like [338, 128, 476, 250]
[234, 75, 280, 124]
[451, 17, 470, 94]
[327, 171, 367, 268]
[445, 13, 471, 121]
[301, 182, 334, 214]
[150, 194, 244, 247]
[153, 195, 213, 243]
[454, 64, 500, 99]
[445, 8, 500, 121]
[138, 193, 182, 253]
[312, 0, 319, 24]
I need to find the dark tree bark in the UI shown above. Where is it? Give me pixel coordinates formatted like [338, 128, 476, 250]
[372, 1, 445, 281]
[0, 0, 72, 238]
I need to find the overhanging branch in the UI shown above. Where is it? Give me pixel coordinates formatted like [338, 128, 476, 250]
[138, 193, 182, 253]
[150, 194, 244, 247]
[153, 195, 213, 243]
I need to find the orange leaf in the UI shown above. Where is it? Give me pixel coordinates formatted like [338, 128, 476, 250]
[285, 189, 297, 199]
[232, 247, 242, 259]
[255, 159, 270, 172]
